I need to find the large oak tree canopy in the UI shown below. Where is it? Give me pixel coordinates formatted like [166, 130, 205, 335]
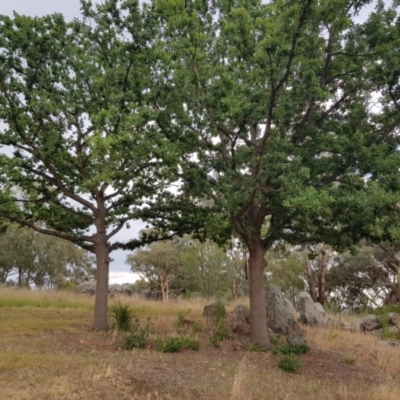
[0, 2, 192, 330]
[149, 0, 400, 345]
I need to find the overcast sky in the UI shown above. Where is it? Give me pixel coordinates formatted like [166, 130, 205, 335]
[0, 0, 392, 283]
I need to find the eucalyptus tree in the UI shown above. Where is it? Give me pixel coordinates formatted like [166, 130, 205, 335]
[0, 1, 185, 330]
[151, 0, 400, 346]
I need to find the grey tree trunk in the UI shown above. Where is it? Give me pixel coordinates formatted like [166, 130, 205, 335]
[248, 243, 272, 348]
[93, 239, 110, 331]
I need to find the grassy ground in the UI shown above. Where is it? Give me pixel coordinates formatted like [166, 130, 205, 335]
[0, 288, 399, 400]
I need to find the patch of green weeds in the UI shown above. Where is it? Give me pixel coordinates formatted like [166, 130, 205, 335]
[328, 331, 339, 340]
[156, 336, 199, 353]
[343, 356, 357, 365]
[268, 333, 281, 346]
[278, 354, 302, 373]
[247, 343, 269, 352]
[274, 343, 310, 356]
[210, 320, 231, 348]
[124, 316, 153, 349]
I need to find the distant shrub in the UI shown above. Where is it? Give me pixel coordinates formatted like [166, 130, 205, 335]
[110, 301, 132, 331]
[278, 354, 302, 373]
[156, 336, 199, 353]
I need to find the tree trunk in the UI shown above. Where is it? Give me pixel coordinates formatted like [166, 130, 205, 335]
[317, 250, 327, 305]
[248, 242, 272, 348]
[93, 239, 110, 331]
[304, 255, 317, 302]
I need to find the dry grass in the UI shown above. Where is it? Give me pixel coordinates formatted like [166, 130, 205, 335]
[0, 288, 399, 400]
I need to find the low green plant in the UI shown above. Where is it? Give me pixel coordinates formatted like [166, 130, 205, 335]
[275, 343, 310, 356]
[124, 317, 153, 349]
[191, 321, 203, 334]
[156, 336, 199, 353]
[212, 302, 227, 322]
[374, 304, 400, 315]
[344, 356, 357, 365]
[247, 343, 269, 352]
[278, 354, 302, 373]
[174, 310, 191, 335]
[268, 333, 281, 346]
[328, 331, 339, 340]
[109, 301, 132, 331]
[210, 320, 231, 348]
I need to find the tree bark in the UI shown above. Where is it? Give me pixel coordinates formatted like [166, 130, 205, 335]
[304, 255, 317, 302]
[93, 197, 110, 331]
[248, 241, 272, 348]
[317, 249, 327, 305]
[93, 239, 110, 331]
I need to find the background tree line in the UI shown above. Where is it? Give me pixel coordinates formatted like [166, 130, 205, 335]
[0, 222, 95, 289]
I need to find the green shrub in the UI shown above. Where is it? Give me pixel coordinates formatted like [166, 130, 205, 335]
[124, 317, 153, 349]
[275, 343, 310, 356]
[174, 310, 191, 335]
[212, 302, 227, 322]
[268, 333, 281, 346]
[109, 301, 132, 331]
[210, 320, 231, 348]
[278, 354, 302, 373]
[191, 321, 203, 334]
[374, 304, 400, 315]
[156, 336, 199, 353]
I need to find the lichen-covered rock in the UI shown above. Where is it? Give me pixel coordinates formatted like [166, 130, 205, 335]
[75, 282, 132, 297]
[327, 316, 351, 331]
[265, 284, 306, 345]
[109, 284, 132, 297]
[75, 281, 96, 296]
[388, 313, 400, 329]
[295, 292, 326, 327]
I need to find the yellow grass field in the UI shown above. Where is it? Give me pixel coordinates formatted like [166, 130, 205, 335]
[0, 288, 399, 400]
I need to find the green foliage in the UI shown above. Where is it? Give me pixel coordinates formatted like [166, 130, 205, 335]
[343, 356, 357, 365]
[268, 333, 281, 347]
[275, 343, 310, 356]
[174, 310, 191, 335]
[247, 343, 269, 352]
[123, 317, 153, 349]
[191, 321, 203, 334]
[210, 320, 231, 348]
[278, 354, 302, 373]
[374, 304, 400, 316]
[212, 302, 227, 323]
[109, 302, 132, 332]
[156, 336, 199, 353]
